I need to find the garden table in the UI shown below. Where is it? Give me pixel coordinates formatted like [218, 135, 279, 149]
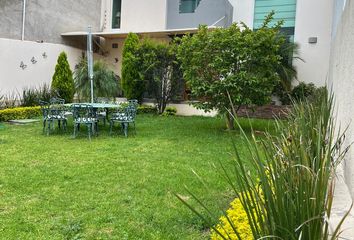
[64, 103, 121, 122]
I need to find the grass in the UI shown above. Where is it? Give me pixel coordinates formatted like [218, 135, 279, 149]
[0, 115, 274, 239]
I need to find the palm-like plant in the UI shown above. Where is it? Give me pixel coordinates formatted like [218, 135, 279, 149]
[274, 39, 302, 104]
[74, 56, 120, 101]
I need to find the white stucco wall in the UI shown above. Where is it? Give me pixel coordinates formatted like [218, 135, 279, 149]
[293, 0, 334, 86]
[229, 0, 255, 27]
[103, 0, 167, 32]
[328, 0, 354, 237]
[0, 38, 82, 95]
[329, 0, 354, 200]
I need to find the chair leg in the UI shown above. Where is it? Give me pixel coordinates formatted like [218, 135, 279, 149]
[88, 124, 91, 140]
[123, 122, 128, 137]
[73, 123, 77, 138]
[47, 121, 51, 136]
[110, 121, 114, 135]
[42, 119, 46, 134]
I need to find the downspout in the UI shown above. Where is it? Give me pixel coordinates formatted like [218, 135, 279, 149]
[21, 0, 26, 40]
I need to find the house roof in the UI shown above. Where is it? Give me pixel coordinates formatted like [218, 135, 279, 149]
[61, 27, 217, 39]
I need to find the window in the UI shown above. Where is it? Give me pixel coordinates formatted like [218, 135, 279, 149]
[179, 0, 201, 13]
[254, 0, 297, 40]
[112, 0, 122, 29]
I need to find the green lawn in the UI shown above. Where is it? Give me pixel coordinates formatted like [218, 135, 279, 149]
[0, 115, 273, 239]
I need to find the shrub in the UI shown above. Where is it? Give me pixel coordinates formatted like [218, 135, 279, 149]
[22, 84, 51, 107]
[51, 52, 75, 103]
[176, 12, 284, 129]
[141, 40, 184, 114]
[0, 91, 21, 109]
[291, 82, 316, 102]
[211, 197, 252, 240]
[74, 56, 120, 101]
[137, 105, 157, 114]
[0, 106, 41, 122]
[161, 106, 177, 116]
[121, 33, 145, 103]
[178, 88, 349, 239]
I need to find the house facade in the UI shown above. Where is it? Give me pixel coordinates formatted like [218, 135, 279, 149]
[0, 0, 340, 94]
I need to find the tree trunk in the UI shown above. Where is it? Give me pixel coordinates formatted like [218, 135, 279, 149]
[225, 112, 235, 130]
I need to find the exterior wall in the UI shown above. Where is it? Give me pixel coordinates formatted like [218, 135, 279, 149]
[0, 0, 102, 45]
[230, 0, 255, 27]
[102, 0, 167, 32]
[229, 0, 334, 87]
[292, 0, 334, 86]
[328, 0, 354, 237]
[0, 38, 82, 94]
[329, 0, 354, 200]
[166, 0, 233, 29]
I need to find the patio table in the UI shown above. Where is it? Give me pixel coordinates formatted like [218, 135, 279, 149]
[64, 103, 121, 121]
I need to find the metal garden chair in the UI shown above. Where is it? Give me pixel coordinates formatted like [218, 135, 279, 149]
[72, 104, 98, 140]
[109, 105, 137, 137]
[39, 98, 67, 135]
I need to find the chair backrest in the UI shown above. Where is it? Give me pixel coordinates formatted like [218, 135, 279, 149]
[49, 97, 65, 117]
[39, 100, 49, 119]
[125, 105, 137, 121]
[72, 104, 95, 120]
[128, 99, 138, 109]
[50, 97, 65, 104]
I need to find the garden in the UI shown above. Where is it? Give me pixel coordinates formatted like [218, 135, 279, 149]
[0, 13, 349, 239]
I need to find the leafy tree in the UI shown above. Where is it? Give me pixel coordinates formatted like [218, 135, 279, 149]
[51, 52, 75, 103]
[177, 13, 284, 129]
[74, 56, 119, 101]
[140, 40, 184, 114]
[121, 33, 145, 103]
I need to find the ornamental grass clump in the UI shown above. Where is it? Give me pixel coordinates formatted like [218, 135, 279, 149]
[178, 89, 350, 239]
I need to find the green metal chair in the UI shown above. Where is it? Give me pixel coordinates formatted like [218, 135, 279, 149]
[109, 105, 137, 137]
[96, 97, 112, 126]
[72, 104, 98, 140]
[40, 98, 67, 135]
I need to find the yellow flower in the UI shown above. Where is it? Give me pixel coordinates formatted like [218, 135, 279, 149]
[211, 197, 253, 240]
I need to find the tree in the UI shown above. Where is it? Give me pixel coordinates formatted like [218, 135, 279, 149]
[176, 13, 284, 129]
[74, 56, 119, 101]
[121, 33, 145, 103]
[51, 52, 75, 103]
[140, 40, 184, 114]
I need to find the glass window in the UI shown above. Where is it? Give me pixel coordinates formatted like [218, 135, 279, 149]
[112, 0, 122, 29]
[179, 0, 201, 13]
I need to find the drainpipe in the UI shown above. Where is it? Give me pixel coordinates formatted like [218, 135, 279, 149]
[21, 0, 26, 40]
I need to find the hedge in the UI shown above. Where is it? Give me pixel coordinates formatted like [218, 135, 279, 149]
[0, 105, 156, 122]
[137, 105, 157, 114]
[0, 106, 42, 122]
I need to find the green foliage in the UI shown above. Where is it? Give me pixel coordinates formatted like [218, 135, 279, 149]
[140, 40, 184, 114]
[137, 104, 157, 114]
[176, 12, 284, 129]
[273, 40, 300, 104]
[291, 82, 316, 102]
[51, 52, 75, 103]
[22, 84, 52, 107]
[161, 106, 177, 116]
[74, 56, 120, 101]
[121, 33, 145, 102]
[0, 106, 41, 121]
[179, 88, 349, 239]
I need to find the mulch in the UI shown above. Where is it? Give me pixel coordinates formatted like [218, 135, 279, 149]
[236, 105, 291, 119]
